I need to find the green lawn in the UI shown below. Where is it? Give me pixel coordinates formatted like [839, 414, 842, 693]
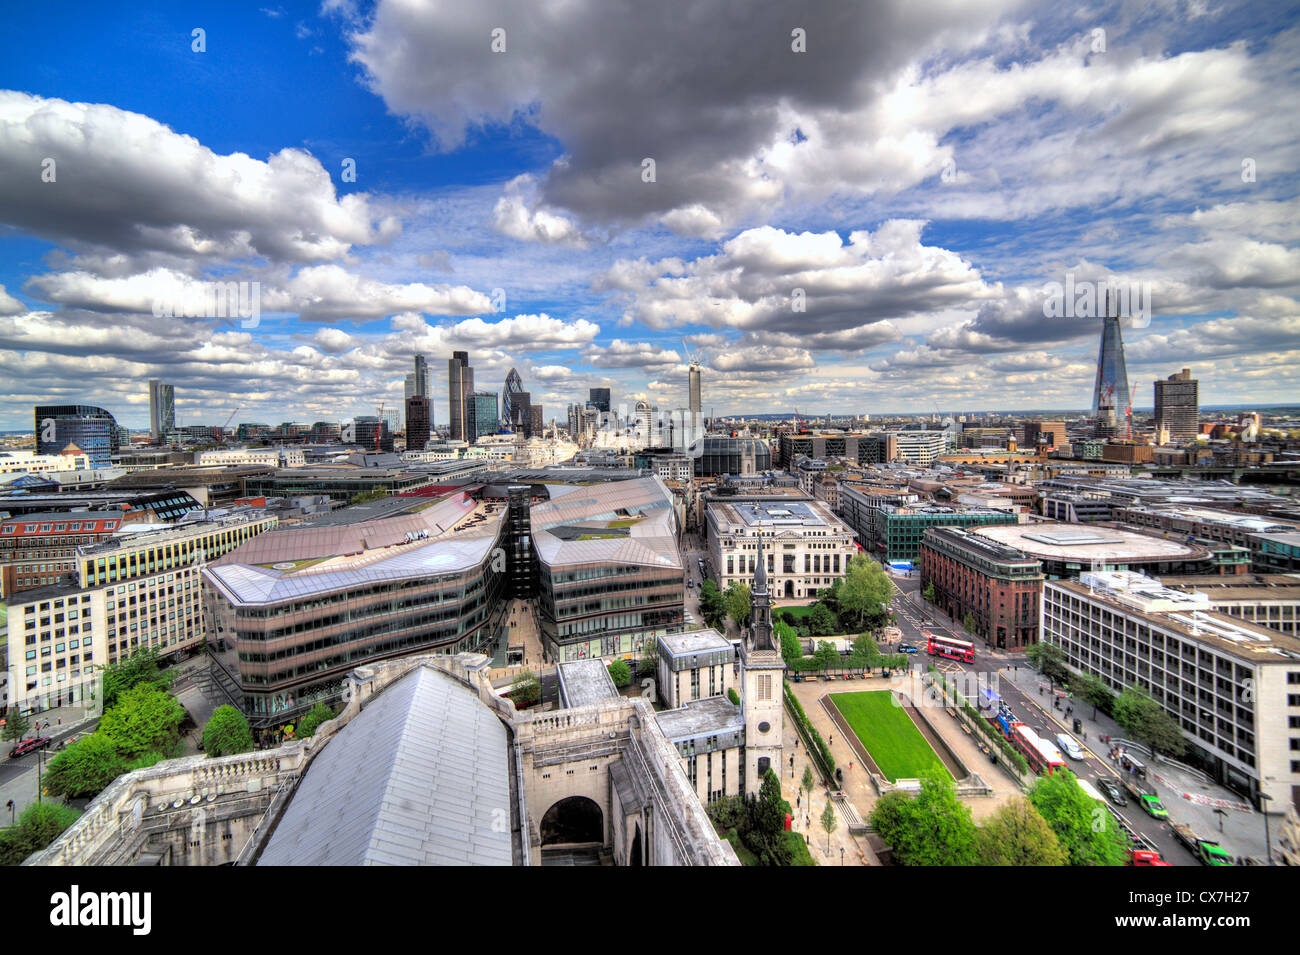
[829, 691, 951, 782]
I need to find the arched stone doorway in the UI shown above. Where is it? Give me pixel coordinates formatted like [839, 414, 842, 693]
[540, 796, 604, 845]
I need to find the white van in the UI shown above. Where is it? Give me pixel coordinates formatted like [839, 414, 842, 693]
[1056, 732, 1085, 761]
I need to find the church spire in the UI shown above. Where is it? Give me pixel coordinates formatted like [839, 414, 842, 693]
[749, 523, 775, 651]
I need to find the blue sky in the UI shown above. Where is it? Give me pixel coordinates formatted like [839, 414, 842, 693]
[1, 0, 1298, 431]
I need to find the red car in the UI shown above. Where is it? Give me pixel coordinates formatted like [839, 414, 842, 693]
[8, 737, 52, 759]
[1128, 849, 1172, 866]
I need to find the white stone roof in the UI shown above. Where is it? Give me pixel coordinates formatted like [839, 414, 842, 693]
[258, 666, 513, 866]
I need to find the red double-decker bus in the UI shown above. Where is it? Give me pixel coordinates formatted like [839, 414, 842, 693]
[1010, 724, 1067, 776]
[925, 632, 974, 663]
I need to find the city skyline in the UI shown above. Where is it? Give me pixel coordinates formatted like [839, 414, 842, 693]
[1, 2, 1298, 431]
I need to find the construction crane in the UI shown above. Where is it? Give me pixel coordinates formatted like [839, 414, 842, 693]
[220, 407, 239, 444]
[1127, 382, 1139, 440]
[375, 401, 385, 452]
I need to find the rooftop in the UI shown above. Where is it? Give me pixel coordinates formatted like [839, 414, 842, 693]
[556, 659, 620, 708]
[1054, 573, 1300, 663]
[655, 696, 745, 741]
[971, 522, 1202, 561]
[658, 628, 734, 659]
[258, 665, 513, 866]
[204, 493, 503, 605]
[531, 476, 681, 570]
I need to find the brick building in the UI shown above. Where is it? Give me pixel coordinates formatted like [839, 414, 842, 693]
[919, 526, 1043, 651]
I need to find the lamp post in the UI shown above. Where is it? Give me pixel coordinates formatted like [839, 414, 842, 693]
[1260, 791, 1274, 866]
[1213, 807, 1227, 834]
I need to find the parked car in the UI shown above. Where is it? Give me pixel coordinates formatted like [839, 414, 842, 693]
[8, 736, 52, 759]
[1096, 776, 1127, 807]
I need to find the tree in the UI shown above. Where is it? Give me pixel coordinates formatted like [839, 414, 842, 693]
[801, 766, 815, 803]
[813, 641, 839, 671]
[637, 636, 659, 677]
[838, 555, 893, 628]
[776, 620, 803, 668]
[747, 769, 792, 865]
[42, 733, 129, 799]
[848, 633, 879, 671]
[1028, 769, 1128, 866]
[809, 603, 837, 636]
[723, 582, 752, 630]
[962, 612, 979, 635]
[202, 705, 254, 758]
[0, 801, 81, 866]
[820, 799, 838, 855]
[507, 669, 541, 708]
[975, 795, 1067, 866]
[1113, 688, 1186, 758]
[1075, 673, 1113, 721]
[868, 771, 978, 865]
[727, 687, 740, 705]
[1025, 641, 1070, 686]
[922, 581, 937, 604]
[607, 658, 631, 688]
[296, 702, 335, 739]
[101, 646, 174, 710]
[2, 711, 30, 742]
[699, 579, 727, 630]
[97, 683, 186, 760]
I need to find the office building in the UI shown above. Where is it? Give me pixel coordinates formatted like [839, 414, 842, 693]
[1116, 505, 1298, 572]
[5, 510, 277, 714]
[838, 483, 1017, 562]
[966, 522, 1215, 580]
[1042, 570, 1300, 807]
[148, 380, 175, 439]
[405, 395, 432, 452]
[350, 416, 394, 453]
[919, 526, 1044, 650]
[588, 388, 611, 415]
[707, 498, 856, 599]
[465, 391, 499, 442]
[34, 404, 120, 468]
[688, 360, 702, 416]
[532, 477, 684, 662]
[413, 354, 429, 397]
[1023, 420, 1066, 453]
[203, 492, 508, 725]
[448, 350, 474, 441]
[778, 432, 895, 468]
[1160, 575, 1300, 638]
[0, 511, 125, 598]
[1154, 368, 1199, 442]
[694, 436, 772, 477]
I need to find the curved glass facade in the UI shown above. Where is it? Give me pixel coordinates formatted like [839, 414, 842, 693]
[694, 436, 772, 476]
[34, 404, 120, 468]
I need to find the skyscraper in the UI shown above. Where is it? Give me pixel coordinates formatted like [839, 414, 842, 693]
[148, 379, 175, 439]
[1091, 292, 1130, 436]
[413, 354, 428, 397]
[588, 387, 611, 414]
[688, 359, 701, 416]
[466, 391, 499, 442]
[502, 367, 528, 433]
[1154, 368, 1199, 442]
[448, 351, 473, 441]
[405, 395, 431, 451]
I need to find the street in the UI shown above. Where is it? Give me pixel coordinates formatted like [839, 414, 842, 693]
[883, 568, 1198, 866]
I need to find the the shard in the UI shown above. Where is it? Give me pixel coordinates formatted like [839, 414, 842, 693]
[1091, 291, 1130, 434]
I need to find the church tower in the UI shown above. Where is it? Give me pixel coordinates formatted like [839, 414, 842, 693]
[738, 527, 785, 796]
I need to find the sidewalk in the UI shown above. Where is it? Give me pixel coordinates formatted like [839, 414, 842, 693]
[998, 665, 1270, 861]
[782, 692, 875, 866]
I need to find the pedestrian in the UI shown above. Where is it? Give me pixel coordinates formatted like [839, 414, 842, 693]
[829, 733, 833, 745]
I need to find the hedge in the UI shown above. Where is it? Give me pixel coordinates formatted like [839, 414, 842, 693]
[783, 681, 836, 783]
